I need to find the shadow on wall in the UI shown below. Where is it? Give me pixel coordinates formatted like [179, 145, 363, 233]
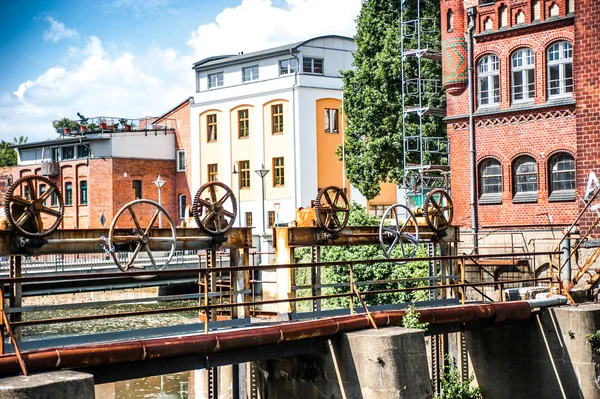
[467, 305, 600, 399]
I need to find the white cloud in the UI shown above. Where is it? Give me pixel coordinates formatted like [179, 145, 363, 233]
[2, 36, 191, 142]
[43, 16, 78, 42]
[187, 0, 360, 60]
[2, 0, 359, 143]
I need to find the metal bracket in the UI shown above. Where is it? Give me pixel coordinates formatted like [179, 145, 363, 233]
[17, 236, 47, 249]
[100, 235, 115, 255]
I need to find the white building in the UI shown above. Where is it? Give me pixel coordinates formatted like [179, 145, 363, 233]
[191, 35, 402, 239]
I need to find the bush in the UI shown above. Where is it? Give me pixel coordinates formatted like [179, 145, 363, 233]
[436, 356, 482, 399]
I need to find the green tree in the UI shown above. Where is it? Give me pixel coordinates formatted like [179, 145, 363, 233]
[341, 0, 446, 199]
[52, 117, 79, 131]
[0, 136, 27, 167]
[300, 202, 429, 309]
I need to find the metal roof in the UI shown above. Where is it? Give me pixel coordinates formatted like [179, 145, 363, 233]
[191, 35, 354, 71]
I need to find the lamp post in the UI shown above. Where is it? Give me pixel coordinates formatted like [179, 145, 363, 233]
[232, 162, 242, 227]
[153, 175, 166, 227]
[254, 163, 270, 235]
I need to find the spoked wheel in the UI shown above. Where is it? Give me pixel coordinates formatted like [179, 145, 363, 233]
[192, 182, 237, 235]
[108, 199, 177, 272]
[4, 175, 64, 237]
[378, 204, 419, 264]
[315, 186, 349, 233]
[423, 189, 453, 232]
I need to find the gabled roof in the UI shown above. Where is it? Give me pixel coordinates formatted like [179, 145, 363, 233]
[192, 35, 354, 71]
[152, 97, 194, 124]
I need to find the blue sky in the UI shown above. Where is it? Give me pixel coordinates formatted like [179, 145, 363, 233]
[0, 0, 360, 142]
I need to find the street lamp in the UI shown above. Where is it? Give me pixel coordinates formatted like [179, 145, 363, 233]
[232, 162, 242, 227]
[254, 163, 269, 235]
[153, 175, 166, 227]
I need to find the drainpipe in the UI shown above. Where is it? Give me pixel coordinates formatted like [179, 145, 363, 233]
[466, 7, 478, 253]
[290, 49, 300, 209]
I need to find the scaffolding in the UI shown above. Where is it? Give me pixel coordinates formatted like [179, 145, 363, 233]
[400, 0, 448, 208]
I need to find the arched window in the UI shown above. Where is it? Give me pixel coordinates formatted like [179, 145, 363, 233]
[499, 5, 508, 28]
[547, 41, 573, 97]
[478, 55, 500, 107]
[479, 158, 502, 204]
[532, 0, 541, 21]
[447, 9, 454, 32]
[513, 155, 538, 202]
[548, 153, 575, 201]
[484, 17, 493, 31]
[515, 10, 525, 24]
[512, 48, 535, 102]
[549, 2, 559, 17]
[179, 194, 187, 219]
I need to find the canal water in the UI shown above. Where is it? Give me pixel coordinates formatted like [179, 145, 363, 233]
[21, 300, 199, 399]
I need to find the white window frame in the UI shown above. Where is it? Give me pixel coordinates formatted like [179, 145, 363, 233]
[478, 54, 500, 107]
[179, 194, 187, 219]
[511, 48, 535, 103]
[547, 41, 573, 98]
[303, 58, 324, 74]
[208, 72, 223, 89]
[242, 65, 259, 82]
[177, 149, 186, 172]
[279, 59, 298, 75]
[324, 108, 339, 133]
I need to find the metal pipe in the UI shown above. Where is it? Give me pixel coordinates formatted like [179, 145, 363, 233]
[466, 6, 478, 253]
[0, 302, 535, 377]
[526, 296, 568, 308]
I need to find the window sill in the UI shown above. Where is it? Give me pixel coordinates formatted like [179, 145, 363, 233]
[548, 190, 575, 202]
[512, 192, 538, 203]
[479, 194, 502, 205]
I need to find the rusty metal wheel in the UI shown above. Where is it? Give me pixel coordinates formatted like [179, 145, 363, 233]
[423, 189, 453, 232]
[108, 199, 177, 272]
[4, 175, 64, 237]
[192, 182, 237, 235]
[379, 204, 419, 264]
[315, 186, 349, 233]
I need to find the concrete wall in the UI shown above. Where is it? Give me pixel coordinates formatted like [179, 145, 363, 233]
[467, 303, 600, 399]
[255, 327, 432, 399]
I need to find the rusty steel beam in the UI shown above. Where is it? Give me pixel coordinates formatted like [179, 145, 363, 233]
[0, 227, 253, 256]
[274, 226, 458, 248]
[0, 302, 532, 377]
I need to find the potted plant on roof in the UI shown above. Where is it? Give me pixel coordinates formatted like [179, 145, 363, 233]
[52, 117, 78, 135]
[119, 118, 132, 132]
[99, 118, 108, 130]
[77, 112, 89, 133]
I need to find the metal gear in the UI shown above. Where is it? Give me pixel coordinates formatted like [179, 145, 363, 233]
[315, 186, 349, 233]
[192, 182, 238, 235]
[4, 175, 64, 237]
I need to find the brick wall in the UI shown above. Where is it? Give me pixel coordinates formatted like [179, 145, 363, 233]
[155, 100, 192, 223]
[445, 0, 579, 228]
[575, 0, 600, 233]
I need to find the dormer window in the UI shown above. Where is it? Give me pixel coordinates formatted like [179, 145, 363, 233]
[208, 72, 223, 89]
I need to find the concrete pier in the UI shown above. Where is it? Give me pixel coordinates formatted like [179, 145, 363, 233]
[0, 371, 94, 399]
[467, 303, 600, 399]
[255, 327, 432, 399]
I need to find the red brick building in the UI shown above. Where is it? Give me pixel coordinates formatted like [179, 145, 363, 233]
[442, 0, 580, 233]
[6, 98, 193, 230]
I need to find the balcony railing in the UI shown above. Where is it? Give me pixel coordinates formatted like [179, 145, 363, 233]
[57, 116, 176, 137]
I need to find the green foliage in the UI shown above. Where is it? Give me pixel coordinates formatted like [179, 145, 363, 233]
[0, 136, 27, 167]
[436, 356, 482, 399]
[0, 141, 17, 167]
[52, 117, 79, 131]
[402, 303, 429, 330]
[312, 202, 429, 308]
[586, 330, 600, 354]
[76, 112, 89, 126]
[341, 0, 446, 199]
